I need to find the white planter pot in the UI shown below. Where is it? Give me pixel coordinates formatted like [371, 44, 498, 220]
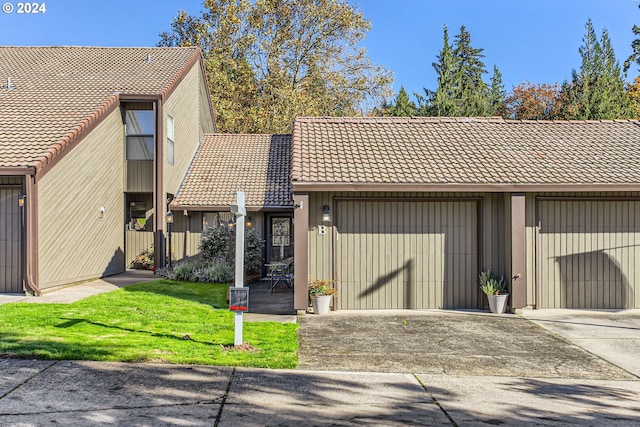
[487, 294, 509, 314]
[312, 295, 332, 315]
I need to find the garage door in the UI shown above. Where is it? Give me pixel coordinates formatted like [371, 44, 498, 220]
[0, 187, 23, 293]
[336, 200, 479, 309]
[538, 200, 640, 309]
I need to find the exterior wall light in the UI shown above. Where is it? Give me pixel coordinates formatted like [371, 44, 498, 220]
[246, 217, 253, 228]
[18, 195, 25, 207]
[165, 211, 174, 224]
[322, 205, 331, 222]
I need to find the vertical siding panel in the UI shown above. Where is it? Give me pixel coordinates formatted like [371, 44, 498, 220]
[38, 109, 125, 289]
[0, 187, 22, 292]
[627, 202, 640, 308]
[417, 201, 425, 308]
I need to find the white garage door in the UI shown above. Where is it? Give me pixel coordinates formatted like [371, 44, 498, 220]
[337, 200, 479, 309]
[538, 199, 640, 309]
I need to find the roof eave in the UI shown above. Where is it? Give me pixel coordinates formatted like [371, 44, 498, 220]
[292, 182, 640, 193]
[170, 204, 294, 212]
[0, 166, 36, 176]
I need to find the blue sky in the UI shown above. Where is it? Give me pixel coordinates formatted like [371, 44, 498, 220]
[1, 0, 638, 100]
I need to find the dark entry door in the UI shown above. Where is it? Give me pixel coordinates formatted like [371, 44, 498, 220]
[267, 215, 293, 263]
[0, 187, 23, 293]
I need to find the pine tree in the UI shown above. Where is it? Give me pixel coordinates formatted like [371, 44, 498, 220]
[561, 19, 633, 119]
[385, 86, 418, 116]
[452, 25, 489, 116]
[489, 65, 506, 116]
[428, 25, 458, 116]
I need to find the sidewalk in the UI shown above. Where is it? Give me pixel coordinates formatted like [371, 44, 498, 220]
[1, 359, 639, 426]
[0, 269, 156, 305]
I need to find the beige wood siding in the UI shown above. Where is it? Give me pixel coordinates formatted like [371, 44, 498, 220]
[0, 186, 23, 292]
[335, 199, 479, 310]
[125, 161, 153, 192]
[164, 65, 205, 195]
[126, 230, 154, 267]
[37, 109, 125, 289]
[198, 67, 216, 134]
[538, 198, 640, 309]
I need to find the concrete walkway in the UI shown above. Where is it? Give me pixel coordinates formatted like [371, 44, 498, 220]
[522, 309, 640, 378]
[2, 276, 640, 425]
[1, 359, 639, 426]
[0, 269, 156, 305]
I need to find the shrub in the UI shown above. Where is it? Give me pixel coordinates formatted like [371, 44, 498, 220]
[199, 225, 265, 274]
[244, 229, 264, 274]
[203, 260, 234, 283]
[170, 261, 198, 282]
[199, 226, 231, 262]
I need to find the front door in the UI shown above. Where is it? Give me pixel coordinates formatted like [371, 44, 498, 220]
[267, 215, 293, 263]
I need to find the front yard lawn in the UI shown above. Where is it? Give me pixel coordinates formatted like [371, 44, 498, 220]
[0, 280, 298, 368]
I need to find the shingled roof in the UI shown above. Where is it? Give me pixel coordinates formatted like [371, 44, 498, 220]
[171, 134, 293, 209]
[292, 116, 640, 190]
[0, 46, 202, 172]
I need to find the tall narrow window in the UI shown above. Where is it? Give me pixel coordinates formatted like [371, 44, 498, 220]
[125, 110, 154, 160]
[167, 114, 175, 166]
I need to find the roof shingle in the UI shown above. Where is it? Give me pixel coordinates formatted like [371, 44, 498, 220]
[0, 46, 201, 171]
[172, 134, 293, 209]
[291, 116, 640, 186]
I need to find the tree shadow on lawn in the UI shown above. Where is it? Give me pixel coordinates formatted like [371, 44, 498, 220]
[54, 318, 220, 346]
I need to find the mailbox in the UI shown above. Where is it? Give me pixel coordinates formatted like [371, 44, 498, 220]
[229, 287, 249, 312]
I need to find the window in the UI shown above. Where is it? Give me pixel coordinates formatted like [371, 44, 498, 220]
[167, 114, 175, 166]
[125, 110, 154, 160]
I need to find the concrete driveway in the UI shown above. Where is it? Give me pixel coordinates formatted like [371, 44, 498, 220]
[521, 309, 640, 378]
[297, 309, 638, 380]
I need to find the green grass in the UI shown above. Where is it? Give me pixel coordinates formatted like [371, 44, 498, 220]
[0, 280, 298, 368]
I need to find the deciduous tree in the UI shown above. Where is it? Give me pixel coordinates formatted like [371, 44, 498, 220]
[159, 0, 393, 133]
[504, 82, 563, 120]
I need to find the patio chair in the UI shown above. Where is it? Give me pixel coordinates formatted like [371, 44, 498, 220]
[267, 257, 294, 294]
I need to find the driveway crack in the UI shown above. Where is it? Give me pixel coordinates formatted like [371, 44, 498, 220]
[413, 373, 458, 426]
[214, 366, 236, 427]
[0, 360, 59, 401]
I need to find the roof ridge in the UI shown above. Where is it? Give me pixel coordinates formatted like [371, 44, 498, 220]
[293, 116, 640, 125]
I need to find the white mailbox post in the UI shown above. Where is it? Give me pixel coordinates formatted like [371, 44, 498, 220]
[230, 191, 246, 346]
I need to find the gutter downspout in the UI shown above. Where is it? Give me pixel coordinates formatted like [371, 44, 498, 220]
[24, 173, 41, 295]
[153, 99, 166, 271]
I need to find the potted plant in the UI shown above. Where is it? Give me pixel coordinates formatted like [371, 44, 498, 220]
[131, 246, 154, 270]
[479, 269, 509, 313]
[308, 278, 338, 315]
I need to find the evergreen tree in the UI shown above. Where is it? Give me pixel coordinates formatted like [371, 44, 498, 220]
[561, 19, 633, 119]
[453, 25, 489, 116]
[427, 25, 458, 116]
[385, 86, 418, 116]
[420, 25, 491, 117]
[489, 65, 506, 116]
